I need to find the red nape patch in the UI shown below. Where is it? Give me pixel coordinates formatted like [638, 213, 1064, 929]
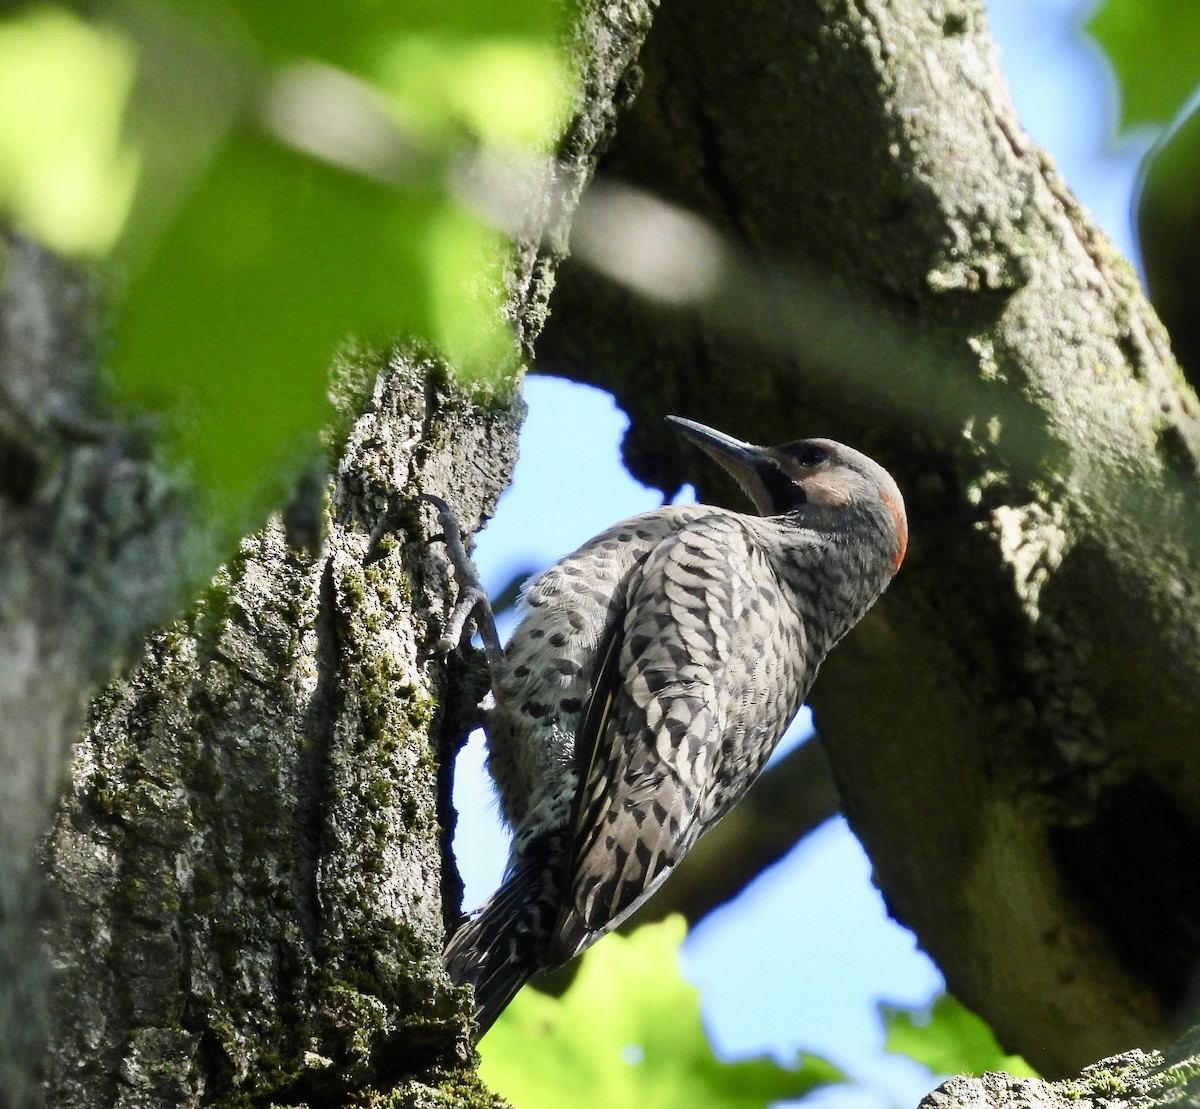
[882, 493, 907, 573]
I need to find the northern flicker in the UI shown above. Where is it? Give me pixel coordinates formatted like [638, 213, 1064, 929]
[428, 416, 907, 1037]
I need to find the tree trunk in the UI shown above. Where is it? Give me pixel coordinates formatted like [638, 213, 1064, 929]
[43, 353, 521, 1105]
[0, 235, 192, 1108]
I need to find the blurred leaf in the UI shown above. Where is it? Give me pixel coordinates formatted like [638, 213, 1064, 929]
[0, 0, 575, 542]
[479, 916, 842, 1109]
[231, 0, 566, 67]
[1087, 0, 1200, 130]
[1137, 102, 1200, 381]
[110, 131, 439, 520]
[882, 993, 1038, 1079]
[377, 35, 571, 149]
[427, 202, 515, 371]
[0, 8, 138, 254]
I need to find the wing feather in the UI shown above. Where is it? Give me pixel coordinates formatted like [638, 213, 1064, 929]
[549, 514, 800, 965]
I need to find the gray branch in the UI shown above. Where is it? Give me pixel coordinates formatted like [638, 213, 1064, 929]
[923, 1042, 1200, 1109]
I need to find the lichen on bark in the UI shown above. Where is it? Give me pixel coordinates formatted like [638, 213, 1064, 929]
[44, 354, 521, 1105]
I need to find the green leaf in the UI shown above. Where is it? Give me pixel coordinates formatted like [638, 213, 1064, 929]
[375, 34, 571, 150]
[479, 917, 843, 1109]
[232, 0, 567, 67]
[882, 993, 1039, 1079]
[1087, 0, 1200, 130]
[0, 0, 577, 547]
[0, 0, 571, 545]
[0, 8, 137, 254]
[110, 131, 441, 519]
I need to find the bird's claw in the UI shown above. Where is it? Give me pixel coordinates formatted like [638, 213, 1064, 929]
[419, 494, 505, 670]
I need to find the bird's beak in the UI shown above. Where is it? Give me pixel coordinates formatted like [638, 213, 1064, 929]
[666, 416, 778, 515]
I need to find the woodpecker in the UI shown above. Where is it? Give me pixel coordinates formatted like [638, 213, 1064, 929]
[428, 416, 907, 1038]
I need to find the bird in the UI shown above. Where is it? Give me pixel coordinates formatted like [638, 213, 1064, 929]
[426, 415, 908, 1038]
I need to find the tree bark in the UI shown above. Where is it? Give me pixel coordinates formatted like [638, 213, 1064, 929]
[540, 0, 1200, 1081]
[0, 235, 191, 1108]
[43, 354, 521, 1105]
[922, 1039, 1200, 1109]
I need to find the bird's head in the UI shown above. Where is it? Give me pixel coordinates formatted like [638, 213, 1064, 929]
[667, 415, 908, 574]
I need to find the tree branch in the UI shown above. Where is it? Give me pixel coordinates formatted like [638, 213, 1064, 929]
[923, 1040, 1200, 1109]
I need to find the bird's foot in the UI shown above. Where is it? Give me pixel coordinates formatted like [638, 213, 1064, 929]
[419, 494, 505, 671]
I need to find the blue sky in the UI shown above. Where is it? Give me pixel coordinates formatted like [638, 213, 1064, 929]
[452, 2, 1151, 1104]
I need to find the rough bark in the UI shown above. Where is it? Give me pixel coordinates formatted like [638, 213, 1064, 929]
[922, 1039, 1200, 1109]
[0, 235, 191, 1108]
[44, 354, 522, 1105]
[539, 0, 1200, 1080]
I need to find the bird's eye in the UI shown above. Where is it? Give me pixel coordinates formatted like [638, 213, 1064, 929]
[796, 445, 829, 467]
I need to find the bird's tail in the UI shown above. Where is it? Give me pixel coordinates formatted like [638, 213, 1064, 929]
[444, 829, 568, 1038]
